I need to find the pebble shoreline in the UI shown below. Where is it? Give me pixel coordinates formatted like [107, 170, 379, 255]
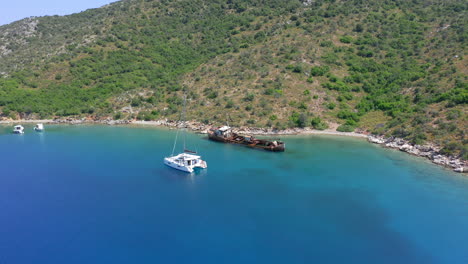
[1, 118, 466, 173]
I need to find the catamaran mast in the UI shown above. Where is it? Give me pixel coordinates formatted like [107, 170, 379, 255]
[170, 94, 187, 156]
[182, 94, 187, 152]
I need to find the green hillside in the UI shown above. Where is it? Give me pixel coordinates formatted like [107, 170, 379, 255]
[0, 0, 466, 158]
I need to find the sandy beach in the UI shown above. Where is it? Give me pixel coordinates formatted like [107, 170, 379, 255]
[0, 119, 368, 138]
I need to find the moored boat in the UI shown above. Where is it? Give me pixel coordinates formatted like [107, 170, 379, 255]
[164, 152, 208, 173]
[13, 125, 24, 134]
[208, 126, 285, 152]
[34, 124, 44, 132]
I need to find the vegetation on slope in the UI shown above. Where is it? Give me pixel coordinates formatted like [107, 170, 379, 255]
[0, 0, 466, 158]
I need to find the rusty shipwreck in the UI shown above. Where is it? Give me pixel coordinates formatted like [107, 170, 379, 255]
[208, 126, 285, 152]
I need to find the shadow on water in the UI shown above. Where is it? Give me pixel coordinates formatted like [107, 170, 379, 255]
[212, 166, 438, 263]
[302, 189, 437, 264]
[152, 166, 208, 184]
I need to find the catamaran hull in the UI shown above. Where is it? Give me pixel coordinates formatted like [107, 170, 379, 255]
[164, 159, 193, 173]
[164, 156, 207, 173]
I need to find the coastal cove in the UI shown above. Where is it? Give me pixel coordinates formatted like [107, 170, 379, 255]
[1, 119, 466, 173]
[1, 125, 468, 264]
[0, 1, 465, 262]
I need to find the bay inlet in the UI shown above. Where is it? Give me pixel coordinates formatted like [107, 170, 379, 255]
[1, 125, 467, 264]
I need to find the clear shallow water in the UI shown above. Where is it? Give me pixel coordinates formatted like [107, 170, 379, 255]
[0, 125, 467, 264]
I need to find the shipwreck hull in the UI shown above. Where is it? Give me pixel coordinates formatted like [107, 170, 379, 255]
[208, 132, 285, 152]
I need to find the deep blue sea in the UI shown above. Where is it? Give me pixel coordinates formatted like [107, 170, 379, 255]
[0, 124, 467, 264]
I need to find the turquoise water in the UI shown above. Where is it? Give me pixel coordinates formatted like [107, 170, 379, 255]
[0, 125, 467, 264]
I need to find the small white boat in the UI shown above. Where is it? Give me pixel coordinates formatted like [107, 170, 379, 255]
[164, 153, 207, 173]
[34, 123, 44, 132]
[13, 125, 24, 134]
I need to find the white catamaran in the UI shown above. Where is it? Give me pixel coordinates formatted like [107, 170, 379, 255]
[164, 95, 207, 173]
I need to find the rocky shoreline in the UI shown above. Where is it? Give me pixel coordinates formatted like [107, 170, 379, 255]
[368, 135, 467, 173]
[1, 117, 465, 173]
